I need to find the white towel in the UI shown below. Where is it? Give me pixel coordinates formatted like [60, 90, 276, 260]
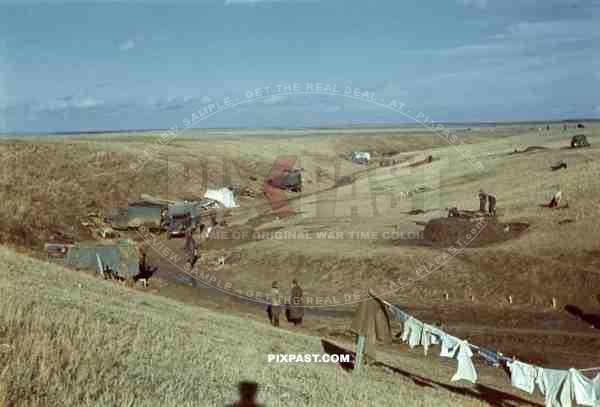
[508, 361, 538, 394]
[451, 340, 478, 384]
[570, 369, 596, 406]
[538, 368, 572, 407]
[440, 334, 460, 358]
[408, 319, 423, 349]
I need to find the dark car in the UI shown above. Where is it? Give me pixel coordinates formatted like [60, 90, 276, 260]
[166, 202, 202, 239]
[571, 134, 590, 148]
[166, 213, 193, 239]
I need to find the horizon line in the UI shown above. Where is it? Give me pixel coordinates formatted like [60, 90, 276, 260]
[1, 117, 598, 136]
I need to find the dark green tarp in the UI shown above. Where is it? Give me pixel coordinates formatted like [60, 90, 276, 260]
[48, 240, 139, 278]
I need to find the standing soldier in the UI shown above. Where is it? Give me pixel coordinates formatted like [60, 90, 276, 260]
[160, 207, 168, 233]
[184, 226, 199, 268]
[269, 281, 282, 328]
[487, 192, 497, 216]
[479, 189, 488, 213]
[287, 279, 304, 326]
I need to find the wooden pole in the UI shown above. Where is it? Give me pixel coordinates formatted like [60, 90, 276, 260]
[354, 335, 365, 373]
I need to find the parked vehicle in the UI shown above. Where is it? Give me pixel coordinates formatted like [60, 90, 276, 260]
[571, 134, 590, 148]
[166, 202, 202, 239]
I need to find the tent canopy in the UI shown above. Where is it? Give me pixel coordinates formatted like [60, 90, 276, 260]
[204, 188, 238, 208]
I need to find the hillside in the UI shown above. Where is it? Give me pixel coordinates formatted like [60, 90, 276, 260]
[0, 245, 542, 407]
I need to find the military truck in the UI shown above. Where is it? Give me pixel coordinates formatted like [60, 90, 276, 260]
[571, 134, 590, 148]
[165, 201, 202, 239]
[267, 169, 304, 192]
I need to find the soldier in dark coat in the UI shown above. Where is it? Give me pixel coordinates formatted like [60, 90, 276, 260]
[479, 189, 488, 212]
[487, 192, 497, 216]
[184, 227, 198, 268]
[287, 279, 304, 326]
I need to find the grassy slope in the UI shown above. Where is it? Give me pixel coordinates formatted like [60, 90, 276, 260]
[0, 245, 505, 407]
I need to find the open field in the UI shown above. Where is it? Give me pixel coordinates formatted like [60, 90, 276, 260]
[2, 123, 600, 405]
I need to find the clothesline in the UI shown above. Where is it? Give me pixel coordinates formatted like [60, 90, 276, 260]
[381, 299, 600, 375]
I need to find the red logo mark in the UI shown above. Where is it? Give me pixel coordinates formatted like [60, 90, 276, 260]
[262, 156, 297, 218]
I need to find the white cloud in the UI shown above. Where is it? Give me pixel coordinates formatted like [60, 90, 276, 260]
[459, 0, 488, 9]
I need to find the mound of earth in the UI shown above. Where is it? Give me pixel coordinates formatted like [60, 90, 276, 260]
[423, 217, 529, 247]
[510, 146, 548, 155]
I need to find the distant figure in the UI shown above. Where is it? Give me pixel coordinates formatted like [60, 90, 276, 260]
[133, 251, 156, 286]
[448, 207, 460, 217]
[138, 250, 146, 272]
[549, 191, 562, 208]
[160, 208, 168, 231]
[226, 381, 263, 407]
[287, 279, 304, 326]
[268, 281, 281, 328]
[479, 189, 488, 212]
[487, 193, 497, 216]
[184, 227, 199, 268]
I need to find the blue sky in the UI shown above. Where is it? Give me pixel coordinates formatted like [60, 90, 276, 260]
[0, 0, 599, 132]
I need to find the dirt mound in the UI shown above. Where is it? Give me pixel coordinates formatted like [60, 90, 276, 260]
[510, 146, 548, 155]
[423, 217, 529, 247]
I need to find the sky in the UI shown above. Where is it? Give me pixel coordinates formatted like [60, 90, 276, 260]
[0, 0, 599, 133]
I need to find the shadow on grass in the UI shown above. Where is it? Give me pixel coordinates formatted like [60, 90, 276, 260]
[321, 339, 356, 371]
[225, 381, 263, 407]
[565, 304, 600, 330]
[320, 339, 542, 407]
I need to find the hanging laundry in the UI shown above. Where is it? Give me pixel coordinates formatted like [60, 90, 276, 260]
[440, 333, 460, 358]
[570, 369, 596, 407]
[425, 324, 443, 345]
[389, 305, 410, 323]
[450, 340, 478, 384]
[535, 367, 546, 395]
[508, 360, 538, 394]
[421, 330, 430, 355]
[477, 348, 504, 368]
[593, 374, 600, 404]
[421, 324, 443, 355]
[537, 368, 572, 407]
[402, 317, 424, 349]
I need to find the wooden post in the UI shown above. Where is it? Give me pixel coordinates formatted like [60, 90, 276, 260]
[552, 297, 557, 310]
[354, 335, 365, 373]
[508, 295, 513, 305]
[471, 295, 475, 302]
[444, 292, 449, 300]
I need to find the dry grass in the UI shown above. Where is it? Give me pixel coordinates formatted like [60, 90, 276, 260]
[2, 124, 600, 406]
[0, 128, 492, 249]
[0, 245, 504, 407]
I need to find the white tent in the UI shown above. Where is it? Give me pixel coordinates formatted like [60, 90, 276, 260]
[204, 188, 238, 208]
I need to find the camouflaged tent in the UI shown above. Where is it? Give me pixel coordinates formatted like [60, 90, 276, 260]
[46, 240, 139, 278]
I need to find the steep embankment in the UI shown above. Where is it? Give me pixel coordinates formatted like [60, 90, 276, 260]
[0, 245, 511, 407]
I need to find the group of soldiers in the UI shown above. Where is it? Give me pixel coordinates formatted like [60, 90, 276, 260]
[267, 279, 304, 328]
